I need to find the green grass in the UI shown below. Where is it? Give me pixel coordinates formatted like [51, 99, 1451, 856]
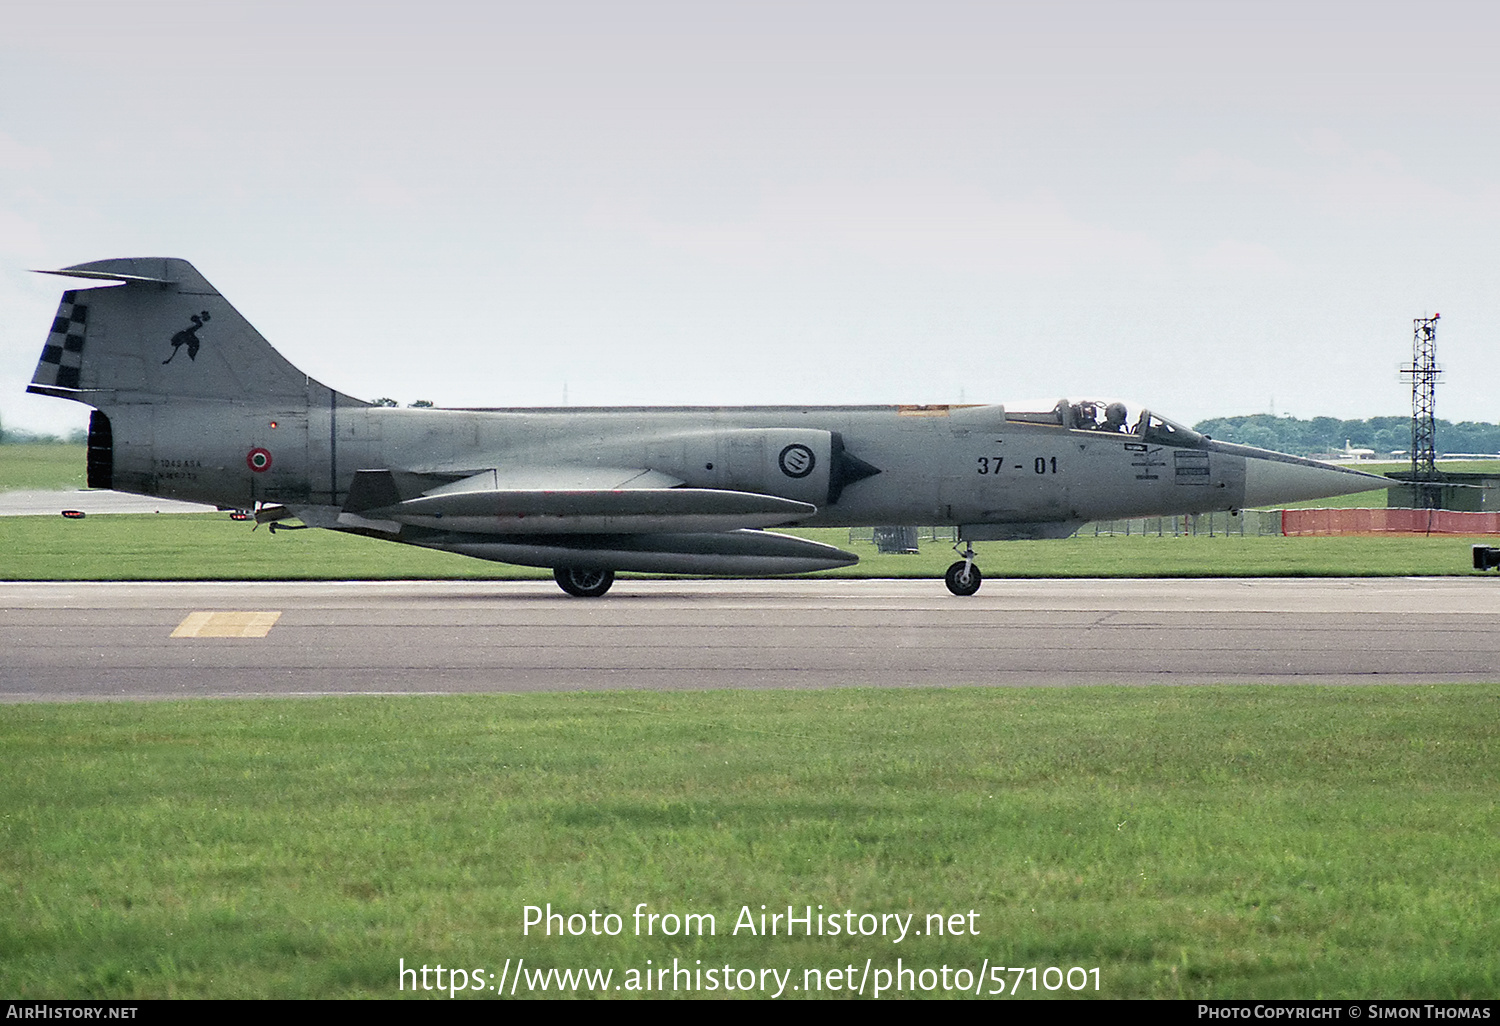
[0, 512, 550, 581]
[1283, 490, 1388, 509]
[1, 687, 1496, 999]
[5, 443, 1497, 999]
[2, 512, 1495, 580]
[2, 446, 1492, 580]
[0, 443, 86, 491]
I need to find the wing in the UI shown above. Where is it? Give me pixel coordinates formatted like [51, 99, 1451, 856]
[337, 466, 817, 534]
[276, 465, 858, 574]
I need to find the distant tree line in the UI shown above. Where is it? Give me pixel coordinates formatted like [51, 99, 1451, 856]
[0, 413, 86, 445]
[1192, 414, 1500, 457]
[0, 428, 88, 444]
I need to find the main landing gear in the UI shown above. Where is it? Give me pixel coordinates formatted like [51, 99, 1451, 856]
[945, 540, 982, 596]
[553, 567, 616, 597]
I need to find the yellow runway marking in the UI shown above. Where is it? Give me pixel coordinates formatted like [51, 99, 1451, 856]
[171, 611, 282, 638]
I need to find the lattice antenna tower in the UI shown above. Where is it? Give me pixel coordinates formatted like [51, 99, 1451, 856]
[1400, 314, 1441, 506]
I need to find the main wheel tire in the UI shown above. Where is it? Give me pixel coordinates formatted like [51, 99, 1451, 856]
[553, 567, 616, 597]
[944, 560, 982, 596]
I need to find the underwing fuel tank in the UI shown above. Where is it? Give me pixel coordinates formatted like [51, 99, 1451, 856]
[421, 529, 860, 575]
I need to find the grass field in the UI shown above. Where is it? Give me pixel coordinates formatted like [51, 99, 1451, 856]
[0, 443, 86, 491]
[2, 687, 1497, 999]
[6, 445, 1497, 581]
[6, 447, 1498, 1002]
[3, 511, 1496, 579]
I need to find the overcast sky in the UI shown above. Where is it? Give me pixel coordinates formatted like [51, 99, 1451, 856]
[3, 0, 1497, 436]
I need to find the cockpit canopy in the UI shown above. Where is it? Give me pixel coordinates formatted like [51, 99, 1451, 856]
[1002, 399, 1205, 447]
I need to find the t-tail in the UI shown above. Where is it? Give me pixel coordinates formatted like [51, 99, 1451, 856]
[29, 258, 367, 506]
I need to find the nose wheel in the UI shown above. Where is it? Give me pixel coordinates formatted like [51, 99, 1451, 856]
[554, 567, 616, 597]
[945, 541, 982, 596]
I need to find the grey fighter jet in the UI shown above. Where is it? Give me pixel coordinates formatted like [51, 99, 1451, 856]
[27, 258, 1386, 596]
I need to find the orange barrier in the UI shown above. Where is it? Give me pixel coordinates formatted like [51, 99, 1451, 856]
[1280, 508, 1500, 535]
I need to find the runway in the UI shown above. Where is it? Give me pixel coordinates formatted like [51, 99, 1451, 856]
[3, 578, 1499, 701]
[0, 488, 217, 516]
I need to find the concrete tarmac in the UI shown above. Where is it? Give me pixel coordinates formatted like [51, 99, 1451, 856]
[0, 489, 217, 516]
[3, 578, 1498, 701]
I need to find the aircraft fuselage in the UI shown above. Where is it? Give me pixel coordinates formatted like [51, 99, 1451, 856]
[108, 401, 1257, 534]
[32, 257, 1387, 595]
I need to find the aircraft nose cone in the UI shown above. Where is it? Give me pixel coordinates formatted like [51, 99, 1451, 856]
[1242, 455, 1386, 507]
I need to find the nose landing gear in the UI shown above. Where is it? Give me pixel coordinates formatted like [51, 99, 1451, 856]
[945, 540, 982, 596]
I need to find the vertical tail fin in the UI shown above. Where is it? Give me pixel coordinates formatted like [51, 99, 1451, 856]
[28, 258, 358, 407]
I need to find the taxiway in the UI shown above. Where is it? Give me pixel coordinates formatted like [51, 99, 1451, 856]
[3, 578, 1497, 701]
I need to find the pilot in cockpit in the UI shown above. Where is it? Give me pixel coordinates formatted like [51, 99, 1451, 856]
[1102, 402, 1129, 433]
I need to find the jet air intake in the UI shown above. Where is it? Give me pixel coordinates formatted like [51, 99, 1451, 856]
[630, 429, 879, 506]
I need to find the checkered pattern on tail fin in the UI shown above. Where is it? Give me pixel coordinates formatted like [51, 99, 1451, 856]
[32, 291, 88, 390]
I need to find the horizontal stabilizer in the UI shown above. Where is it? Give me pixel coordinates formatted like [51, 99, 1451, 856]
[35, 265, 176, 285]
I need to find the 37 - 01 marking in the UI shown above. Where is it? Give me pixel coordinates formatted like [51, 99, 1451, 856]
[977, 456, 1058, 475]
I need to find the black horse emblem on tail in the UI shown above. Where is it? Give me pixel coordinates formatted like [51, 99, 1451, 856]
[163, 311, 211, 364]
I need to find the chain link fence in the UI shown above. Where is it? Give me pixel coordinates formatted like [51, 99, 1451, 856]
[848, 526, 959, 548]
[1085, 510, 1284, 537]
[848, 508, 1500, 548]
